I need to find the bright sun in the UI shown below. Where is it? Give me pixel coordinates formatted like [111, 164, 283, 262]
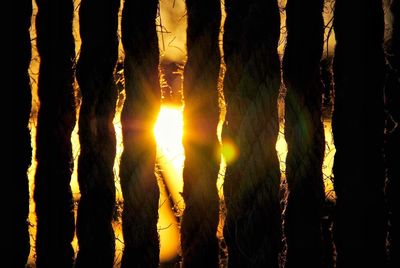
[154, 106, 184, 158]
[153, 105, 185, 262]
[154, 105, 185, 212]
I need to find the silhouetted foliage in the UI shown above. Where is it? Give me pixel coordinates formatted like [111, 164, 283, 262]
[33, 0, 76, 267]
[75, 0, 120, 267]
[181, 0, 221, 267]
[160, 62, 183, 105]
[10, 0, 32, 266]
[283, 1, 325, 267]
[120, 0, 160, 267]
[333, 0, 387, 267]
[222, 0, 282, 267]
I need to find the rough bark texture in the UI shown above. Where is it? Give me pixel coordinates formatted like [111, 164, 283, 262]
[333, 1, 387, 267]
[120, 0, 160, 267]
[386, 1, 400, 267]
[75, 0, 120, 267]
[10, 0, 32, 266]
[180, 1, 221, 267]
[283, 1, 325, 268]
[33, 0, 76, 267]
[222, 0, 282, 267]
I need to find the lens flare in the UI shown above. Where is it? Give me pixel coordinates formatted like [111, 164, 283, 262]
[221, 140, 239, 164]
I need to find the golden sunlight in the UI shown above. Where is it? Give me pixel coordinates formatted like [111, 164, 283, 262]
[154, 106, 184, 154]
[23, 1, 340, 266]
[154, 105, 185, 214]
[154, 105, 185, 262]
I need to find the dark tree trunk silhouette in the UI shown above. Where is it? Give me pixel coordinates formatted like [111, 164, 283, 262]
[75, 0, 120, 267]
[282, 1, 325, 267]
[11, 0, 32, 266]
[333, 1, 387, 267]
[386, 1, 400, 267]
[222, 0, 282, 267]
[180, 0, 221, 267]
[33, 0, 76, 267]
[120, 0, 160, 267]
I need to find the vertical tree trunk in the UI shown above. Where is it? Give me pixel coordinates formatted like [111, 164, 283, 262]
[222, 0, 282, 267]
[282, 1, 325, 268]
[333, 1, 387, 267]
[386, 1, 400, 267]
[75, 0, 120, 267]
[34, 0, 76, 267]
[181, 0, 221, 267]
[10, 0, 32, 266]
[120, 0, 160, 267]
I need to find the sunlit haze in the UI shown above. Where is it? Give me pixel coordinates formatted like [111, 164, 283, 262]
[154, 105, 185, 214]
[25, 1, 337, 265]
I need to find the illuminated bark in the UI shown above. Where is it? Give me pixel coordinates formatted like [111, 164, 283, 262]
[34, 0, 76, 267]
[75, 0, 120, 267]
[222, 0, 282, 267]
[120, 0, 160, 267]
[333, 1, 387, 267]
[386, 1, 400, 267]
[282, 1, 325, 267]
[10, 0, 32, 266]
[180, 0, 221, 267]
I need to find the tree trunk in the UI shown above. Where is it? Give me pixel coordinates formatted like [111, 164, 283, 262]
[120, 0, 160, 267]
[75, 0, 120, 267]
[222, 0, 282, 267]
[333, 1, 387, 267]
[10, 0, 32, 266]
[34, 0, 76, 267]
[386, 1, 400, 267]
[180, 1, 221, 267]
[282, 1, 325, 268]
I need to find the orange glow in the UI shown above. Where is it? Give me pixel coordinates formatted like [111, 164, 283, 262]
[157, 176, 181, 262]
[154, 105, 185, 214]
[322, 120, 336, 200]
[28, 103, 335, 266]
[154, 105, 185, 261]
[25, 1, 338, 265]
